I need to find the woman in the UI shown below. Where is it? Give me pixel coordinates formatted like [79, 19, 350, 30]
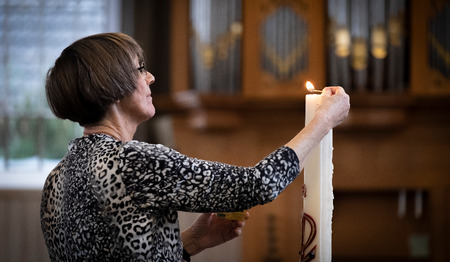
[40, 33, 349, 261]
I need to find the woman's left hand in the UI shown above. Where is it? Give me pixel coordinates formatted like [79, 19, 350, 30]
[181, 211, 250, 256]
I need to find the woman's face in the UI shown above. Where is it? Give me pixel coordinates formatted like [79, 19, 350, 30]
[118, 61, 156, 125]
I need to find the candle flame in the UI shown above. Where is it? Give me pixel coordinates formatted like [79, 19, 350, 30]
[306, 81, 315, 92]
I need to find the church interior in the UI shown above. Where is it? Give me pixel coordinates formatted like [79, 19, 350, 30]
[0, 0, 449, 261]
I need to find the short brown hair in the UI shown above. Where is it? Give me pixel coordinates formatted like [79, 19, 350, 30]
[45, 33, 145, 126]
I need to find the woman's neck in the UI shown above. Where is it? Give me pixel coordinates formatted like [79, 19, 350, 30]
[83, 104, 138, 142]
[83, 124, 130, 141]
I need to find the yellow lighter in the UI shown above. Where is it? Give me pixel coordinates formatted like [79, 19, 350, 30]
[216, 211, 246, 221]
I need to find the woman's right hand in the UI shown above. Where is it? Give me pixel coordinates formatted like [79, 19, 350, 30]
[286, 85, 349, 170]
[315, 86, 350, 129]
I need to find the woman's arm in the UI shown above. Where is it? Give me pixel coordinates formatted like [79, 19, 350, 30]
[120, 144, 300, 212]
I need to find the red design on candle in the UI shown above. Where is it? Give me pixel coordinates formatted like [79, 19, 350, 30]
[300, 213, 317, 262]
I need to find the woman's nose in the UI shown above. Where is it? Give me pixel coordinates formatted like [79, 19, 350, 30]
[146, 72, 155, 85]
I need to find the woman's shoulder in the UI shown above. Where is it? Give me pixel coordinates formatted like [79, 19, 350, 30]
[124, 140, 171, 152]
[121, 140, 182, 160]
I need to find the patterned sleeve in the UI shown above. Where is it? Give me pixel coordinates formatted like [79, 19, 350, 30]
[119, 142, 300, 213]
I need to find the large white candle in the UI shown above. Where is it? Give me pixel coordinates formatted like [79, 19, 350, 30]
[300, 94, 334, 262]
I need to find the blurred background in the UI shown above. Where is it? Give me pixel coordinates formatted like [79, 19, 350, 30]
[0, 0, 449, 261]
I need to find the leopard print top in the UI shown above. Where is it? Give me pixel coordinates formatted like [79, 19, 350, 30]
[40, 134, 300, 261]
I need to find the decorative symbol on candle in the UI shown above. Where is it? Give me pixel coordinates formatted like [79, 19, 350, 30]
[300, 213, 317, 262]
[305, 81, 322, 93]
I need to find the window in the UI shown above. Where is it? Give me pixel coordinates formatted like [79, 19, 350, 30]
[0, 0, 120, 185]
